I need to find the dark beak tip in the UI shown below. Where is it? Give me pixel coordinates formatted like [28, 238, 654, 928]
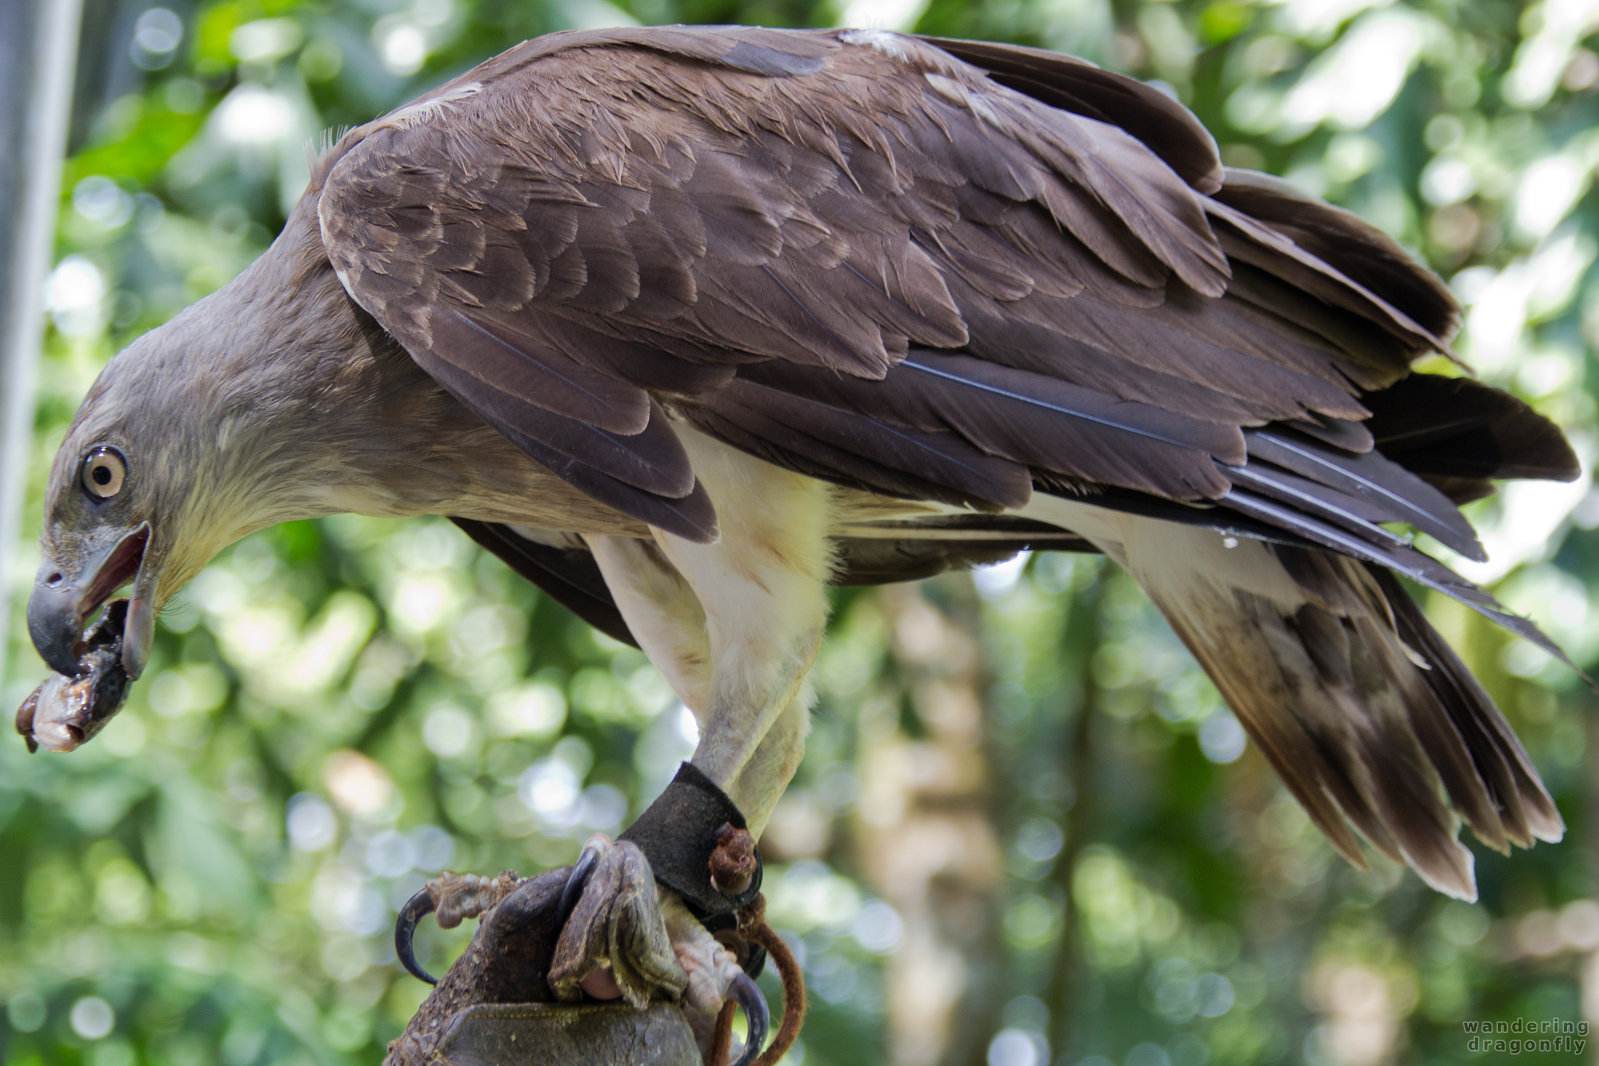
[25, 577, 86, 677]
[29, 625, 83, 679]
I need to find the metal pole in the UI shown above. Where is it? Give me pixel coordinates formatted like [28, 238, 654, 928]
[0, 0, 84, 686]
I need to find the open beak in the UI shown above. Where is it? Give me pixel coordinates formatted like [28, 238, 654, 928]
[28, 523, 154, 679]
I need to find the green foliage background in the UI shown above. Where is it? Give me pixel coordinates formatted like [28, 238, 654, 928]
[3, 0, 1597, 1064]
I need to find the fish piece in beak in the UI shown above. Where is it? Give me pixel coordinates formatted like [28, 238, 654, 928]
[16, 599, 132, 753]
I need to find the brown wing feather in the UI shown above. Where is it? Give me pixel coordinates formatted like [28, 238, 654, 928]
[1212, 169, 1459, 340]
[916, 35, 1225, 193]
[1364, 375, 1581, 499]
[316, 29, 1237, 533]
[316, 25, 1570, 579]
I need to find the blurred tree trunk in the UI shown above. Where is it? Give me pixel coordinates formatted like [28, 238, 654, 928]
[1044, 569, 1104, 1060]
[857, 577, 1005, 1066]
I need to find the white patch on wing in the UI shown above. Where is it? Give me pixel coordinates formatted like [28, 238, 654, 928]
[1018, 495, 1310, 609]
[840, 28, 909, 60]
[377, 82, 483, 131]
[1015, 494, 1135, 562]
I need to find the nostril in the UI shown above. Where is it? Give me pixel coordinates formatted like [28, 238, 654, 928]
[44, 572, 64, 587]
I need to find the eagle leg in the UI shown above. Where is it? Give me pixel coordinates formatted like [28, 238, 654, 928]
[588, 427, 835, 837]
[394, 439, 831, 1051]
[547, 435, 829, 1053]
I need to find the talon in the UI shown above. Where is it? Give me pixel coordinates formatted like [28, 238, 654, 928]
[557, 842, 601, 926]
[395, 886, 440, 985]
[396, 870, 526, 985]
[728, 971, 770, 1066]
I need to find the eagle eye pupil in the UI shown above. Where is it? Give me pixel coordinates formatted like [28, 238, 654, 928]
[92, 466, 111, 485]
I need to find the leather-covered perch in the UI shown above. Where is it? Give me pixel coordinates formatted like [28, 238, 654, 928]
[385, 865, 703, 1066]
[386, 853, 790, 1066]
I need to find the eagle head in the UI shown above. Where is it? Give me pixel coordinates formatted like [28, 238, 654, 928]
[26, 222, 606, 692]
[27, 301, 286, 683]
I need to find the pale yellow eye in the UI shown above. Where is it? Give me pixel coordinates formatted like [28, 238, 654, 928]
[80, 447, 127, 500]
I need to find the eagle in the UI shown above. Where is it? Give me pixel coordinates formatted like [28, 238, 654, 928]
[25, 22, 1578, 1038]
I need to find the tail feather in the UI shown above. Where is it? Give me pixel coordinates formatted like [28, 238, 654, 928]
[1373, 567, 1564, 848]
[1111, 517, 1560, 900]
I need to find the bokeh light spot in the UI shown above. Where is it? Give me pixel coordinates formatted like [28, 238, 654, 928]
[70, 997, 115, 1040]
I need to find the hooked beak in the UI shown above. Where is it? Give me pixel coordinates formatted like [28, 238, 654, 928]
[28, 523, 154, 679]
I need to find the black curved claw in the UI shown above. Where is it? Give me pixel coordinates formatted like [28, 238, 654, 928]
[728, 971, 770, 1066]
[556, 844, 600, 927]
[395, 886, 440, 985]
